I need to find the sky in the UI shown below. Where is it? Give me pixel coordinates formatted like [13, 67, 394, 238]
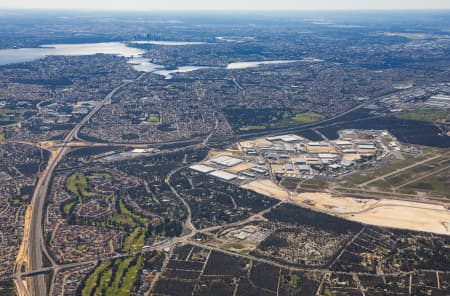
[1, 0, 450, 11]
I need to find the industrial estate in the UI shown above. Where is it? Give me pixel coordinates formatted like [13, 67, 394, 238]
[0, 8, 449, 296]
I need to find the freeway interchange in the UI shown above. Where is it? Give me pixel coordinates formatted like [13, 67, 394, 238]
[14, 80, 135, 296]
[10, 79, 450, 296]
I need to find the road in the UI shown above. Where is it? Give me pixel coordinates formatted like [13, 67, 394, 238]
[15, 79, 134, 296]
[4, 253, 137, 283]
[162, 117, 221, 236]
[9, 85, 416, 294]
[202, 112, 219, 147]
[227, 88, 408, 143]
[165, 166, 197, 235]
[142, 195, 285, 254]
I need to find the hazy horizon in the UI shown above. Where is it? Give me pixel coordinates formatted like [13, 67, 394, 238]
[1, 0, 450, 11]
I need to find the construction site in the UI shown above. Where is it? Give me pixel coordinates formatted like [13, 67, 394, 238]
[190, 130, 450, 236]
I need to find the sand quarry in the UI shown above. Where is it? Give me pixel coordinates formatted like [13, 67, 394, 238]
[242, 180, 450, 236]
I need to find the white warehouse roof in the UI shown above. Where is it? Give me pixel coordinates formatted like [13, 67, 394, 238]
[267, 134, 303, 142]
[318, 153, 339, 159]
[358, 144, 376, 150]
[190, 164, 215, 173]
[209, 170, 238, 181]
[211, 156, 244, 167]
[308, 141, 330, 146]
[293, 157, 306, 164]
[335, 140, 352, 146]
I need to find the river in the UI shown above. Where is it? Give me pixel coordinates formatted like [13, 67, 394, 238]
[0, 41, 316, 79]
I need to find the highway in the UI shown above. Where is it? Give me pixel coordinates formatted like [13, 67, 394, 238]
[15, 79, 134, 296]
[227, 88, 408, 143]
[10, 83, 418, 295]
[4, 253, 137, 283]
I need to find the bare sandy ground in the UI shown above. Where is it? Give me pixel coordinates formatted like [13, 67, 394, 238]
[342, 153, 361, 161]
[292, 192, 450, 235]
[243, 179, 450, 235]
[291, 192, 379, 214]
[239, 139, 273, 149]
[271, 164, 288, 174]
[343, 204, 450, 235]
[228, 162, 254, 173]
[242, 179, 289, 200]
[15, 205, 32, 269]
[205, 150, 235, 161]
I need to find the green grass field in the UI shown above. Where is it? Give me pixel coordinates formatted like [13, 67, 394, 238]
[123, 227, 146, 253]
[239, 112, 324, 131]
[119, 198, 149, 225]
[63, 200, 77, 215]
[399, 168, 450, 198]
[271, 111, 324, 128]
[110, 257, 134, 289]
[339, 150, 438, 187]
[147, 113, 160, 123]
[116, 256, 143, 295]
[90, 172, 112, 178]
[66, 172, 91, 202]
[82, 256, 143, 296]
[82, 260, 112, 296]
[107, 198, 149, 229]
[395, 108, 450, 123]
[288, 274, 301, 288]
[290, 112, 325, 125]
[337, 148, 450, 199]
[239, 125, 267, 131]
[225, 107, 325, 132]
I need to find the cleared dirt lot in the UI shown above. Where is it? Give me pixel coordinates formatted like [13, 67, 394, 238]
[340, 199, 450, 235]
[227, 162, 254, 173]
[242, 179, 289, 200]
[291, 192, 379, 214]
[239, 139, 273, 149]
[242, 179, 450, 235]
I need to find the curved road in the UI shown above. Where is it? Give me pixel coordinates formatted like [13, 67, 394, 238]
[16, 79, 135, 296]
[14, 82, 405, 295]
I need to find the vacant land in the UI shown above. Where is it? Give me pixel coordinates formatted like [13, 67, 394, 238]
[395, 108, 450, 123]
[223, 107, 324, 131]
[240, 176, 450, 235]
[291, 192, 379, 214]
[342, 200, 450, 235]
[242, 179, 289, 200]
[401, 168, 450, 196]
[337, 149, 450, 199]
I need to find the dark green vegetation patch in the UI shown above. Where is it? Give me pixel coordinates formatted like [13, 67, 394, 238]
[223, 107, 324, 132]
